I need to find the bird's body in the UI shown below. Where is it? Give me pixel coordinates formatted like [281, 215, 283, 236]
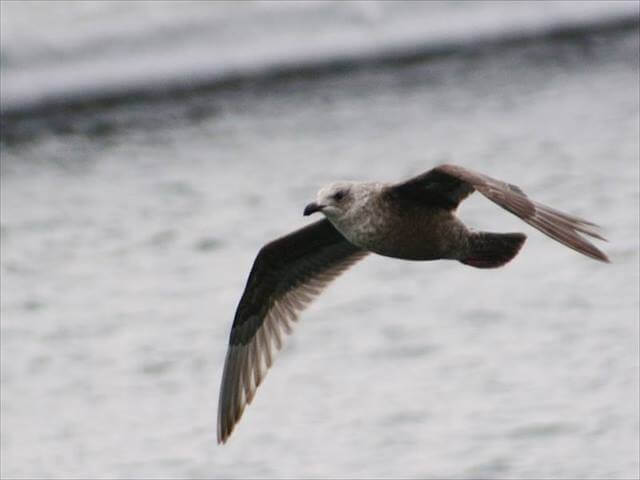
[216, 164, 609, 443]
[335, 185, 468, 261]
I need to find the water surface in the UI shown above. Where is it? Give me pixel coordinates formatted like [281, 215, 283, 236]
[1, 4, 639, 479]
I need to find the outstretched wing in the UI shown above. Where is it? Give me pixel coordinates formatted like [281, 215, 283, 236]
[390, 164, 609, 262]
[217, 219, 368, 443]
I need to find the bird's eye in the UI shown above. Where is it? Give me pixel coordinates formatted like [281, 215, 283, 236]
[332, 190, 346, 201]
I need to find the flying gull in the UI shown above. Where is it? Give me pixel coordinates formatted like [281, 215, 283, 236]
[217, 164, 609, 443]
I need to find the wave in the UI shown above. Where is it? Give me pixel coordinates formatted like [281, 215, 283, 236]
[1, 1, 638, 119]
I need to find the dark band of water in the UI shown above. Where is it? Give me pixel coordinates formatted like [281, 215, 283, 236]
[1, 13, 637, 144]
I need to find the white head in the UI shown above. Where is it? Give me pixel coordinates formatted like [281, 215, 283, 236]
[303, 181, 370, 221]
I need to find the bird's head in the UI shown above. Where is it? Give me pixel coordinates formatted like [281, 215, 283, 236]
[303, 181, 358, 220]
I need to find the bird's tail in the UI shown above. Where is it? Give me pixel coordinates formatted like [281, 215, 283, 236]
[460, 232, 526, 269]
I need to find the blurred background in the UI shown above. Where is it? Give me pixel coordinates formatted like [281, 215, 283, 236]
[1, 1, 639, 478]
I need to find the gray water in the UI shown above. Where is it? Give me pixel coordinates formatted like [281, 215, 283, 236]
[1, 3, 639, 479]
[1, 0, 637, 114]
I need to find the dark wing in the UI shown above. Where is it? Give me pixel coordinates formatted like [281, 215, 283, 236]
[217, 219, 368, 444]
[390, 164, 609, 262]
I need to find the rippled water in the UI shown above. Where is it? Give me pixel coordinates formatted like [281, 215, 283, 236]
[1, 15, 639, 480]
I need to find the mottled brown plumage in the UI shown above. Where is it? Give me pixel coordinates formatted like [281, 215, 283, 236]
[387, 164, 608, 262]
[217, 164, 609, 444]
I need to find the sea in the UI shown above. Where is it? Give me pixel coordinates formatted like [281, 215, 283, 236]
[1, 1, 639, 478]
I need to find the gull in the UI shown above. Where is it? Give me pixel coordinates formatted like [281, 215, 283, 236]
[217, 164, 609, 443]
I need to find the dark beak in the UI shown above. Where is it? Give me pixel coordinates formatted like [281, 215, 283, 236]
[303, 202, 324, 216]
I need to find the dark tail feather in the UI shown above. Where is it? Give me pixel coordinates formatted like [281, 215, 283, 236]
[461, 232, 526, 269]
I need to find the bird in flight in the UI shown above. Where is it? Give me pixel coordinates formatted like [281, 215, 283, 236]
[217, 164, 609, 443]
